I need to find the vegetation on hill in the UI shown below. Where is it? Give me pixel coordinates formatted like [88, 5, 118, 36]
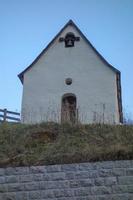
[0, 122, 133, 167]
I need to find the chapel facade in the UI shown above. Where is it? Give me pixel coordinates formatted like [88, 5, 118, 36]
[18, 20, 123, 124]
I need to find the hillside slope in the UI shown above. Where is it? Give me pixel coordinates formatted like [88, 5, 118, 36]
[0, 122, 133, 167]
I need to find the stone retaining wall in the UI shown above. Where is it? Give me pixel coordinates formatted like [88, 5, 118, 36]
[0, 160, 133, 200]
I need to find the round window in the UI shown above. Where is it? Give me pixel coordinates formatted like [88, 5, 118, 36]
[65, 78, 72, 85]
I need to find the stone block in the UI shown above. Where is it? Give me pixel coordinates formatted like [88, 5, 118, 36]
[94, 178, 105, 186]
[41, 190, 54, 198]
[33, 174, 43, 181]
[69, 180, 81, 188]
[98, 169, 112, 177]
[78, 162, 97, 171]
[76, 196, 97, 200]
[0, 192, 17, 200]
[0, 184, 8, 193]
[112, 184, 133, 194]
[0, 176, 5, 184]
[30, 166, 46, 174]
[112, 185, 128, 193]
[96, 161, 115, 169]
[112, 168, 126, 176]
[61, 163, 78, 172]
[5, 175, 19, 183]
[5, 167, 29, 175]
[43, 172, 65, 181]
[75, 170, 98, 179]
[74, 187, 91, 196]
[65, 172, 75, 179]
[126, 168, 133, 176]
[29, 190, 41, 199]
[79, 179, 94, 187]
[45, 164, 61, 173]
[110, 194, 133, 200]
[53, 189, 74, 198]
[40, 180, 69, 190]
[91, 186, 112, 195]
[16, 192, 29, 200]
[104, 177, 117, 186]
[114, 160, 133, 168]
[24, 182, 39, 191]
[96, 195, 113, 200]
[8, 183, 25, 192]
[118, 176, 133, 185]
[19, 174, 33, 183]
[89, 170, 99, 178]
[0, 168, 5, 176]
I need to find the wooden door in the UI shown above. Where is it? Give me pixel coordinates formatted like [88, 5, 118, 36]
[61, 94, 76, 124]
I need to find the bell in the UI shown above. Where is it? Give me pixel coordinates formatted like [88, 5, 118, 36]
[67, 39, 73, 46]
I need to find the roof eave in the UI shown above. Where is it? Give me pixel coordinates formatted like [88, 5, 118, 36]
[18, 73, 23, 84]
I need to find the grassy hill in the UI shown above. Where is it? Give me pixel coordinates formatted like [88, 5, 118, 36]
[0, 122, 133, 167]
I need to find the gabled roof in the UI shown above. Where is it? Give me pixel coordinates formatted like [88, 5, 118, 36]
[18, 19, 120, 83]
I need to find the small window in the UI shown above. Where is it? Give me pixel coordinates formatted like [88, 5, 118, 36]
[65, 78, 72, 85]
[65, 32, 75, 47]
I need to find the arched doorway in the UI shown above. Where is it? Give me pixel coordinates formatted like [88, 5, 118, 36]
[61, 93, 77, 124]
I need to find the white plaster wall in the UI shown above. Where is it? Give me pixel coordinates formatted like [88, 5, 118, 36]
[21, 25, 119, 124]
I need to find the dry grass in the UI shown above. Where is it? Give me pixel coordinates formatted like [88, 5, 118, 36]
[0, 122, 133, 167]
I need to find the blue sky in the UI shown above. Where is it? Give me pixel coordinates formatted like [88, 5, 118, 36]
[0, 0, 133, 119]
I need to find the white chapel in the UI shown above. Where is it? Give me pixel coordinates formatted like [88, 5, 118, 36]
[18, 20, 123, 124]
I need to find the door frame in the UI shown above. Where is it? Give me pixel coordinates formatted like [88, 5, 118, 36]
[61, 93, 77, 124]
